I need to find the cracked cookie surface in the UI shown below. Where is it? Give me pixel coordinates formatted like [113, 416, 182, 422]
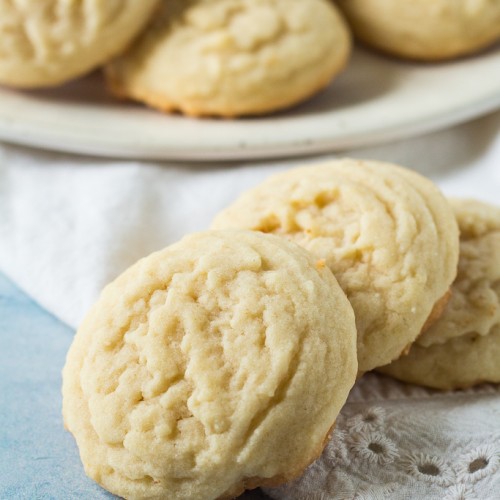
[379, 199, 500, 389]
[105, 0, 351, 116]
[0, 0, 159, 87]
[212, 159, 459, 373]
[336, 0, 500, 61]
[62, 230, 357, 500]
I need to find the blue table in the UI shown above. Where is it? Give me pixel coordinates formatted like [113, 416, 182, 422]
[0, 273, 114, 499]
[0, 273, 266, 499]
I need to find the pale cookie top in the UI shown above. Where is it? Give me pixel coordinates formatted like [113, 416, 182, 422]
[105, 0, 351, 116]
[212, 159, 459, 373]
[336, 0, 500, 60]
[0, 0, 159, 87]
[62, 230, 357, 500]
[417, 199, 500, 347]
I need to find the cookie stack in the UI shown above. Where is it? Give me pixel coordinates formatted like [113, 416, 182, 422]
[379, 199, 500, 389]
[62, 158, 500, 499]
[2, 0, 499, 117]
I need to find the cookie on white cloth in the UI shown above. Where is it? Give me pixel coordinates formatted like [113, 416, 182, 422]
[62, 230, 357, 499]
[379, 199, 500, 389]
[105, 0, 351, 116]
[212, 159, 459, 373]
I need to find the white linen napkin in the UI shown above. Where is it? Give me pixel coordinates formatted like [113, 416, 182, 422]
[0, 111, 499, 499]
[1, 110, 499, 328]
[264, 373, 500, 500]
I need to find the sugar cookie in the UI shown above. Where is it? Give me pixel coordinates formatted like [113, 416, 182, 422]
[0, 0, 159, 87]
[336, 0, 500, 61]
[379, 328, 500, 390]
[379, 199, 500, 389]
[62, 230, 357, 499]
[105, 0, 351, 116]
[212, 159, 459, 373]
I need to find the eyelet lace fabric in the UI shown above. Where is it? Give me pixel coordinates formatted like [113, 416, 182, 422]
[264, 373, 500, 500]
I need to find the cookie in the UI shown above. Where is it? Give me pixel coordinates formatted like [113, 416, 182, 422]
[62, 230, 357, 499]
[379, 199, 500, 389]
[105, 0, 351, 117]
[212, 159, 459, 373]
[378, 328, 500, 390]
[0, 0, 159, 88]
[336, 0, 500, 61]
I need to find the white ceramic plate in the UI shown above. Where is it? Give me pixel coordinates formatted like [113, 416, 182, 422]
[0, 46, 499, 161]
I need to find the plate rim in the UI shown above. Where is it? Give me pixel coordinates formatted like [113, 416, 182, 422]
[1, 47, 499, 162]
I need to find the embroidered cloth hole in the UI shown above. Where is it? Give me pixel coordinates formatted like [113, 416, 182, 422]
[468, 458, 488, 474]
[368, 442, 385, 454]
[418, 463, 441, 476]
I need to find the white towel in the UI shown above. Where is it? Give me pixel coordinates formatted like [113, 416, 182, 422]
[1, 111, 499, 328]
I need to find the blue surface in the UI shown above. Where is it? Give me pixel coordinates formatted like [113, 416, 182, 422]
[0, 273, 266, 500]
[0, 272, 113, 500]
